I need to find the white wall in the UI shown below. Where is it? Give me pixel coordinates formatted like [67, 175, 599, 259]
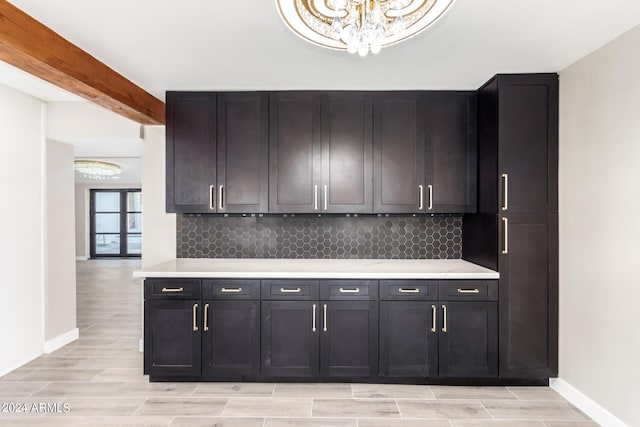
[141, 126, 175, 268]
[558, 24, 640, 427]
[0, 83, 45, 375]
[45, 140, 77, 345]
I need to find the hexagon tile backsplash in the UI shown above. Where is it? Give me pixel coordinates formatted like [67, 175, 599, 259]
[177, 215, 462, 259]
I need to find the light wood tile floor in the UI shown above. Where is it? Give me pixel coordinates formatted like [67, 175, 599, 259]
[0, 259, 596, 426]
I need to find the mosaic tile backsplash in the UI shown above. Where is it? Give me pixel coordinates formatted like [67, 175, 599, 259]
[177, 215, 462, 259]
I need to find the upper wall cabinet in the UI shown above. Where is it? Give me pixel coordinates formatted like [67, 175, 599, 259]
[166, 92, 216, 213]
[166, 92, 268, 213]
[425, 92, 477, 213]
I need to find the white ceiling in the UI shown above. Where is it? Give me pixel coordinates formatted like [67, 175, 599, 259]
[7, 0, 640, 100]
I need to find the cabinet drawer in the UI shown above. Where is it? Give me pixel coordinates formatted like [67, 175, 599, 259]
[320, 280, 378, 300]
[261, 280, 319, 300]
[380, 280, 438, 301]
[144, 279, 201, 300]
[203, 280, 260, 300]
[438, 280, 498, 301]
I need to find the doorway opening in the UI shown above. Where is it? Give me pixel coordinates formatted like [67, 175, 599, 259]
[90, 189, 141, 258]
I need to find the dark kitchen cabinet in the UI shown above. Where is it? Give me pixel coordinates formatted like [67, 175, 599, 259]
[373, 92, 426, 213]
[144, 299, 201, 377]
[217, 93, 269, 213]
[166, 91, 268, 213]
[261, 300, 319, 377]
[269, 92, 322, 213]
[425, 92, 477, 213]
[320, 301, 378, 377]
[379, 301, 438, 377]
[166, 92, 216, 213]
[320, 92, 373, 213]
[202, 300, 260, 379]
[464, 73, 559, 379]
[438, 301, 498, 377]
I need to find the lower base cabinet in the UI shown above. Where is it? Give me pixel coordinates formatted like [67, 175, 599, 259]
[144, 278, 499, 382]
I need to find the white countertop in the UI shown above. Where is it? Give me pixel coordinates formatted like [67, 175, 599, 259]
[134, 258, 499, 280]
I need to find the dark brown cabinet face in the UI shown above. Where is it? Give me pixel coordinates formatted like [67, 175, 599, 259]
[320, 301, 378, 377]
[166, 92, 216, 213]
[379, 301, 438, 377]
[438, 301, 498, 377]
[373, 93, 426, 213]
[202, 300, 260, 379]
[217, 93, 269, 213]
[425, 92, 478, 213]
[321, 92, 373, 213]
[261, 301, 319, 377]
[144, 300, 201, 377]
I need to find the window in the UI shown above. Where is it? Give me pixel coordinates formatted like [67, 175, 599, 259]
[90, 189, 141, 258]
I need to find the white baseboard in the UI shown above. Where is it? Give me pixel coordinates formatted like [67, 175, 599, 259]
[0, 353, 41, 378]
[42, 328, 79, 354]
[76, 256, 89, 261]
[550, 378, 628, 427]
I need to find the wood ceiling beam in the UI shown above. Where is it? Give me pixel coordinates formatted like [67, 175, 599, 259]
[0, 1, 164, 125]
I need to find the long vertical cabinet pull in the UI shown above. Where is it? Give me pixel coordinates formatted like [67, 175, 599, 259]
[209, 185, 215, 210]
[203, 304, 209, 332]
[501, 173, 509, 211]
[314, 185, 318, 210]
[427, 185, 433, 210]
[441, 305, 447, 333]
[418, 185, 424, 210]
[312, 304, 317, 332]
[193, 304, 199, 331]
[431, 304, 437, 333]
[219, 185, 224, 210]
[323, 304, 328, 332]
[502, 217, 509, 255]
[323, 185, 328, 210]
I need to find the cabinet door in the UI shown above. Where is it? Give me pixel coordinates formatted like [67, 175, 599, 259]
[217, 93, 269, 213]
[373, 92, 426, 213]
[320, 301, 378, 377]
[498, 75, 559, 216]
[425, 92, 477, 213]
[144, 300, 201, 377]
[269, 92, 322, 213]
[499, 214, 558, 378]
[439, 301, 497, 378]
[261, 301, 319, 377]
[321, 92, 373, 213]
[166, 92, 216, 213]
[202, 301, 260, 379]
[379, 301, 438, 377]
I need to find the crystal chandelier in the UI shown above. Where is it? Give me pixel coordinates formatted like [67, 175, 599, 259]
[74, 160, 121, 181]
[276, 0, 455, 57]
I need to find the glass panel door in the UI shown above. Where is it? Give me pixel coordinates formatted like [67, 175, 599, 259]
[90, 189, 142, 258]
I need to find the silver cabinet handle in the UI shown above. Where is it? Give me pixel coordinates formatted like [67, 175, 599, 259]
[280, 287, 301, 293]
[161, 287, 184, 293]
[501, 173, 508, 211]
[442, 304, 447, 333]
[219, 185, 224, 210]
[399, 288, 420, 294]
[457, 288, 480, 294]
[193, 304, 199, 332]
[502, 217, 509, 255]
[209, 185, 215, 210]
[203, 303, 209, 332]
[314, 185, 318, 210]
[324, 185, 328, 210]
[323, 304, 328, 332]
[312, 303, 317, 332]
[427, 184, 433, 210]
[221, 287, 242, 293]
[339, 288, 360, 293]
[431, 304, 437, 333]
[418, 185, 424, 210]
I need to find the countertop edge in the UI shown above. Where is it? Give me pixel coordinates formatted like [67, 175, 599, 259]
[133, 271, 499, 279]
